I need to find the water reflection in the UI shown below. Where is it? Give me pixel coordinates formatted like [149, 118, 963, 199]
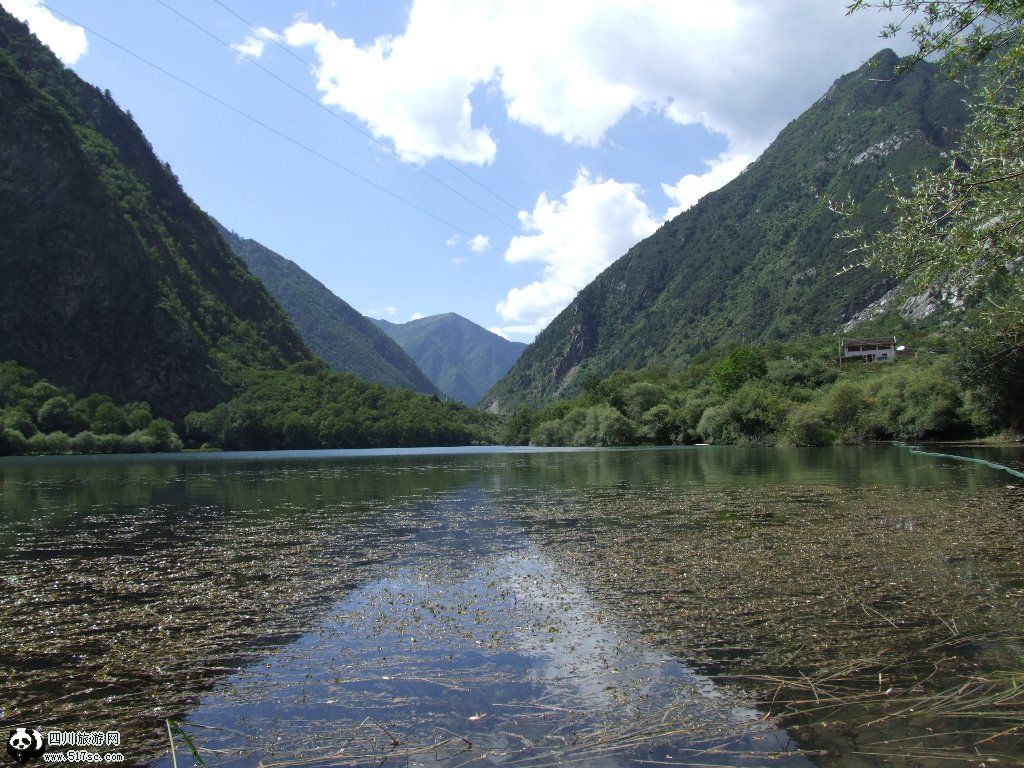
[0, 446, 1020, 766]
[156, 488, 806, 767]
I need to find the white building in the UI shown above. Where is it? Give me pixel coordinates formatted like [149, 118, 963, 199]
[840, 336, 898, 364]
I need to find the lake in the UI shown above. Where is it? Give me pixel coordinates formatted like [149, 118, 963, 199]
[1, 445, 1021, 767]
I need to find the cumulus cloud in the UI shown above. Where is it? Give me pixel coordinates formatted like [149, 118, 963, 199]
[468, 234, 490, 252]
[488, 326, 510, 340]
[410, 312, 425, 320]
[230, 28, 282, 60]
[275, 1, 894, 164]
[282, 15, 498, 164]
[494, 169, 659, 337]
[5, 0, 88, 64]
[662, 151, 754, 218]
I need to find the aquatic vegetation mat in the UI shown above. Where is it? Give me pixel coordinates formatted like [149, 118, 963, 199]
[0, 447, 1021, 766]
[509, 478, 1024, 765]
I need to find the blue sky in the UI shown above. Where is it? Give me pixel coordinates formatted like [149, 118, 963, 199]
[6, 0, 909, 341]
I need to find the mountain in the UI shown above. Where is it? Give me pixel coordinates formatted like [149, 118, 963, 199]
[0, 8, 311, 419]
[373, 314, 527, 405]
[483, 50, 970, 412]
[214, 222, 438, 396]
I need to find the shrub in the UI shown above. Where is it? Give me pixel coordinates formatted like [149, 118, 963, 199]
[637, 403, 677, 444]
[620, 382, 667, 421]
[501, 407, 537, 445]
[0, 427, 27, 456]
[532, 419, 573, 446]
[2, 408, 37, 438]
[726, 381, 786, 441]
[696, 405, 736, 444]
[144, 419, 183, 452]
[953, 312, 1024, 432]
[124, 402, 153, 431]
[787, 402, 835, 446]
[709, 346, 768, 395]
[38, 396, 88, 435]
[71, 430, 101, 454]
[572, 406, 635, 446]
[91, 402, 130, 435]
[27, 431, 71, 454]
[821, 380, 869, 439]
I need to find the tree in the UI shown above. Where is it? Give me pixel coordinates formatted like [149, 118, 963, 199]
[92, 402, 129, 435]
[953, 310, 1024, 430]
[37, 396, 87, 435]
[846, 1, 1024, 430]
[709, 347, 767, 395]
[501, 407, 537, 445]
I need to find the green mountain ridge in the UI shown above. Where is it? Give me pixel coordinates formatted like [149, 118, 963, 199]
[0, 7, 492, 453]
[484, 49, 971, 412]
[0, 8, 311, 420]
[372, 313, 527, 405]
[214, 221, 438, 396]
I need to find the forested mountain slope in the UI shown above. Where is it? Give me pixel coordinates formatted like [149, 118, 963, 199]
[215, 222, 437, 395]
[0, 8, 310, 419]
[373, 313, 526, 405]
[484, 50, 969, 411]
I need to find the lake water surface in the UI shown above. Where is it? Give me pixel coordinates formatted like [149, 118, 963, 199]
[1, 446, 1021, 767]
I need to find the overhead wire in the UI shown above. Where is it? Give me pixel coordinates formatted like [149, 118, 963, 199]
[206, 0, 523, 216]
[36, 1, 496, 245]
[151, 0, 522, 236]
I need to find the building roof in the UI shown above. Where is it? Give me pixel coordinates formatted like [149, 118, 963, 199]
[841, 336, 897, 346]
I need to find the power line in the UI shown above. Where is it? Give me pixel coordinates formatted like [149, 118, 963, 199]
[36, 2, 491, 244]
[152, 0, 522, 236]
[206, 0, 523, 216]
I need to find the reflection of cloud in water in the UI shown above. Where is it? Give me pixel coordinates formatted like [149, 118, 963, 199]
[162, 509, 806, 767]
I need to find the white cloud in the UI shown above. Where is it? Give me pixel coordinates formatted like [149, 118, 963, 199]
[468, 234, 490, 253]
[230, 28, 282, 60]
[5, 0, 88, 64]
[410, 312, 425, 320]
[445, 234, 461, 246]
[662, 151, 754, 218]
[494, 168, 659, 336]
[488, 326, 510, 340]
[283, 16, 497, 164]
[383, 305, 397, 316]
[451, 255, 467, 265]
[276, 1, 898, 165]
[231, 35, 266, 59]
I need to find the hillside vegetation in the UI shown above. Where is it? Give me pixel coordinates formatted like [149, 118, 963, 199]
[485, 50, 970, 412]
[185, 361, 496, 450]
[501, 317, 994, 448]
[0, 9, 502, 455]
[216, 222, 438, 396]
[0, 361, 183, 455]
[374, 313, 526, 405]
[0, 10, 311, 420]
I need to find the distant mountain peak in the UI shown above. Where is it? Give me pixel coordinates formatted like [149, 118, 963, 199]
[374, 313, 526, 405]
[213, 221, 437, 395]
